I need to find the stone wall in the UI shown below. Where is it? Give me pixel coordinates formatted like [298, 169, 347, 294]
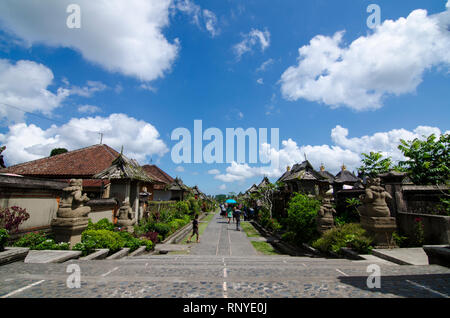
[0, 175, 119, 236]
[147, 200, 177, 214]
[397, 212, 450, 244]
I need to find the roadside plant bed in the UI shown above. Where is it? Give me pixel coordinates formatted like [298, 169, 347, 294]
[13, 232, 70, 250]
[312, 223, 373, 256]
[73, 219, 154, 257]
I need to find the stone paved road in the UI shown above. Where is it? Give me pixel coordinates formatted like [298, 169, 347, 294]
[0, 211, 449, 298]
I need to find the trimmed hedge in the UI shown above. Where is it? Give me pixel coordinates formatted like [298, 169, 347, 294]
[13, 232, 69, 250]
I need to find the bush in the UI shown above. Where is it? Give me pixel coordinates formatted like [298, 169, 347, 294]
[0, 206, 30, 233]
[312, 223, 373, 255]
[80, 229, 125, 254]
[174, 201, 190, 218]
[188, 198, 200, 215]
[154, 223, 171, 239]
[13, 232, 47, 248]
[285, 193, 321, 244]
[392, 231, 409, 248]
[87, 218, 115, 231]
[13, 232, 69, 250]
[34, 239, 69, 250]
[142, 231, 159, 244]
[117, 231, 142, 252]
[335, 198, 361, 226]
[140, 238, 154, 251]
[0, 229, 9, 252]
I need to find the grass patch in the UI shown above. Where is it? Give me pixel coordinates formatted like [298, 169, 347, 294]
[251, 241, 281, 255]
[241, 222, 260, 238]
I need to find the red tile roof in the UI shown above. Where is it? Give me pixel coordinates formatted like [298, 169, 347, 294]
[0, 144, 120, 178]
[142, 165, 174, 185]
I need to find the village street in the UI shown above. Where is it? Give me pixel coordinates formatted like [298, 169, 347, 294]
[0, 210, 449, 298]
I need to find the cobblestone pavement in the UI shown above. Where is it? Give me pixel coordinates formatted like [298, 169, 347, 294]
[0, 212, 449, 298]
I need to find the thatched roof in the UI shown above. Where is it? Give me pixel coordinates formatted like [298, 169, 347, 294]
[334, 168, 360, 184]
[93, 153, 152, 182]
[278, 160, 328, 183]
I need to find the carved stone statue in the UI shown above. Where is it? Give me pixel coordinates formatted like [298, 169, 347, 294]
[358, 177, 397, 248]
[117, 198, 136, 232]
[51, 179, 91, 247]
[358, 178, 392, 217]
[317, 197, 336, 234]
[57, 179, 91, 218]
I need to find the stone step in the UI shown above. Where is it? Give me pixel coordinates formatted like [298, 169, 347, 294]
[0, 247, 29, 266]
[79, 249, 110, 261]
[127, 246, 147, 257]
[24, 250, 82, 264]
[106, 248, 130, 260]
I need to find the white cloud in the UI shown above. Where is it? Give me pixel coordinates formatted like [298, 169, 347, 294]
[172, 0, 219, 37]
[257, 78, 264, 85]
[214, 125, 448, 183]
[77, 104, 102, 114]
[175, 166, 185, 172]
[0, 113, 169, 165]
[139, 83, 158, 93]
[0, 59, 70, 122]
[0, 0, 179, 82]
[233, 28, 270, 60]
[68, 81, 108, 98]
[257, 58, 274, 72]
[280, 4, 450, 110]
[219, 184, 227, 191]
[208, 169, 220, 175]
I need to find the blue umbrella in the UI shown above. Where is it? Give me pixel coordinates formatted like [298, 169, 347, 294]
[226, 199, 237, 204]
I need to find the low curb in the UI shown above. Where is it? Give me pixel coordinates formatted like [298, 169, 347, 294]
[106, 248, 130, 260]
[0, 247, 29, 266]
[79, 249, 110, 261]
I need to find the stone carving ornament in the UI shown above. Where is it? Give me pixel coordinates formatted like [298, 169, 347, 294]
[358, 177, 392, 217]
[57, 179, 91, 218]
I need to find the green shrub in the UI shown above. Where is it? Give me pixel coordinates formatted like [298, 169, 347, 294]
[392, 231, 409, 248]
[34, 239, 69, 250]
[80, 229, 125, 254]
[281, 231, 296, 244]
[140, 238, 154, 251]
[188, 198, 200, 215]
[117, 231, 142, 252]
[13, 232, 47, 248]
[285, 193, 321, 244]
[312, 223, 373, 255]
[87, 218, 115, 231]
[175, 201, 190, 218]
[335, 198, 361, 226]
[154, 223, 171, 239]
[0, 229, 9, 252]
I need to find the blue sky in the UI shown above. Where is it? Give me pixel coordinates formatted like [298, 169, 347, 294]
[0, 0, 449, 195]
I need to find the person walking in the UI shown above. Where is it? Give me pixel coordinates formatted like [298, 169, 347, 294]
[187, 214, 200, 243]
[227, 205, 233, 224]
[234, 206, 242, 231]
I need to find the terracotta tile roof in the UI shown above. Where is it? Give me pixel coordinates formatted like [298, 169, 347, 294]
[0, 144, 120, 178]
[142, 165, 174, 185]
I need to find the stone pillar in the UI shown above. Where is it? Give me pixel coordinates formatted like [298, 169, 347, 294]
[51, 179, 91, 248]
[358, 178, 397, 248]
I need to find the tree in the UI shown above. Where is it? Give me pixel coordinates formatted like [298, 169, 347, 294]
[50, 148, 68, 157]
[358, 152, 392, 178]
[398, 134, 449, 185]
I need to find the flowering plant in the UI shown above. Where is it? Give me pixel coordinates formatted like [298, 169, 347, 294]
[0, 206, 30, 233]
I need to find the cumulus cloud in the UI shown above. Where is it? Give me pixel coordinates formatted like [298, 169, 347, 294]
[214, 125, 448, 183]
[0, 0, 179, 82]
[208, 169, 220, 175]
[280, 3, 450, 110]
[0, 59, 70, 122]
[233, 28, 270, 60]
[0, 113, 169, 165]
[0, 59, 109, 122]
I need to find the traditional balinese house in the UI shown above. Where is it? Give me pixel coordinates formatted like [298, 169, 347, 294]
[142, 165, 189, 201]
[142, 164, 174, 201]
[277, 160, 330, 197]
[169, 177, 190, 201]
[0, 144, 120, 199]
[191, 186, 207, 200]
[94, 152, 153, 222]
[333, 164, 362, 192]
